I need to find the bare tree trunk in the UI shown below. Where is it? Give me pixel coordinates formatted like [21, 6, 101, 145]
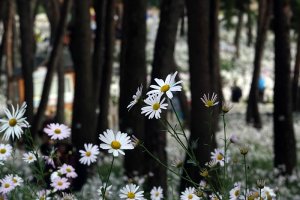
[246, 1, 253, 47]
[55, 59, 65, 123]
[234, 9, 244, 58]
[246, 0, 272, 129]
[292, 30, 300, 111]
[273, 0, 297, 174]
[31, 0, 71, 135]
[119, 0, 147, 178]
[17, 0, 35, 124]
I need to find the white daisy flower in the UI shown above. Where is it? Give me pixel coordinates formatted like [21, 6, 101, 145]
[22, 152, 37, 163]
[262, 187, 276, 199]
[61, 192, 77, 200]
[51, 177, 70, 191]
[36, 190, 51, 200]
[79, 143, 99, 166]
[0, 144, 12, 161]
[141, 94, 168, 119]
[150, 186, 163, 200]
[97, 184, 112, 200]
[201, 93, 219, 108]
[4, 174, 23, 187]
[59, 164, 78, 178]
[99, 129, 134, 157]
[209, 193, 222, 200]
[0, 178, 15, 194]
[0, 102, 29, 141]
[180, 187, 200, 200]
[119, 184, 144, 200]
[147, 71, 183, 99]
[43, 123, 71, 140]
[127, 84, 143, 111]
[211, 149, 225, 166]
[50, 171, 60, 182]
[229, 185, 241, 200]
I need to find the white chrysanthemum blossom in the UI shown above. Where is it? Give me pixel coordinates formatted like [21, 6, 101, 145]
[180, 187, 200, 200]
[43, 123, 71, 140]
[211, 149, 225, 166]
[0, 144, 12, 161]
[201, 93, 219, 108]
[4, 174, 23, 187]
[79, 143, 99, 166]
[229, 184, 241, 200]
[127, 84, 143, 111]
[141, 94, 168, 119]
[59, 164, 78, 178]
[0, 178, 15, 194]
[36, 190, 51, 200]
[97, 184, 112, 200]
[119, 184, 144, 200]
[0, 102, 29, 141]
[262, 187, 276, 199]
[147, 71, 183, 99]
[99, 129, 134, 157]
[150, 186, 163, 200]
[22, 152, 37, 163]
[51, 177, 70, 191]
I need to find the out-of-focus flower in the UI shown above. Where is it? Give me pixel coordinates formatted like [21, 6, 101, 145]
[222, 101, 233, 113]
[23, 152, 37, 163]
[43, 123, 71, 140]
[199, 168, 209, 178]
[51, 177, 70, 191]
[256, 179, 265, 189]
[0, 177, 15, 194]
[79, 144, 99, 166]
[229, 184, 241, 200]
[4, 174, 23, 187]
[150, 186, 163, 200]
[141, 94, 168, 119]
[211, 149, 225, 166]
[200, 93, 219, 108]
[59, 164, 77, 178]
[239, 145, 249, 156]
[97, 184, 112, 200]
[127, 85, 143, 111]
[0, 144, 12, 161]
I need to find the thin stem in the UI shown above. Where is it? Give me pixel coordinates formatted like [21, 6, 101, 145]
[102, 157, 115, 200]
[222, 114, 227, 183]
[243, 155, 248, 200]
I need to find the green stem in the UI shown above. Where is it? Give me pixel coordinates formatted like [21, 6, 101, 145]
[222, 114, 227, 184]
[102, 157, 115, 200]
[243, 155, 248, 200]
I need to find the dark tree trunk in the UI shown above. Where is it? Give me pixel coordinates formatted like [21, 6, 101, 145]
[292, 31, 300, 111]
[31, 0, 71, 135]
[42, 0, 60, 43]
[246, 0, 272, 129]
[55, 58, 65, 123]
[181, 0, 217, 189]
[273, 0, 297, 174]
[17, 0, 35, 124]
[70, 0, 95, 189]
[246, 1, 253, 47]
[144, 0, 184, 193]
[234, 9, 244, 58]
[97, 0, 116, 134]
[119, 0, 147, 177]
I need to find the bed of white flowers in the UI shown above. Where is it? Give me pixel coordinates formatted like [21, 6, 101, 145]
[1, 71, 297, 200]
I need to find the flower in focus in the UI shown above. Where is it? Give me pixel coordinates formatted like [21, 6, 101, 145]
[141, 94, 168, 119]
[4, 174, 23, 187]
[229, 184, 241, 200]
[79, 143, 99, 166]
[0, 144, 12, 161]
[22, 152, 37, 163]
[180, 187, 200, 200]
[0, 177, 15, 194]
[127, 84, 143, 111]
[43, 123, 71, 140]
[147, 71, 183, 99]
[0, 102, 29, 141]
[119, 184, 144, 200]
[150, 186, 163, 200]
[59, 164, 78, 178]
[99, 129, 134, 157]
[200, 93, 219, 108]
[51, 177, 70, 191]
[211, 149, 225, 166]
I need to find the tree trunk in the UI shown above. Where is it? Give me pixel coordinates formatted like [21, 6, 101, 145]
[233, 9, 243, 58]
[31, 0, 71, 136]
[273, 0, 297, 174]
[144, 0, 184, 193]
[16, 0, 35, 124]
[246, 1, 253, 47]
[97, 0, 116, 134]
[292, 30, 300, 111]
[119, 0, 147, 177]
[70, 0, 95, 190]
[55, 58, 65, 123]
[246, 0, 272, 129]
[42, 0, 60, 43]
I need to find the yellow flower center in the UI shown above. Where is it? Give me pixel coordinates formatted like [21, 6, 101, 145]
[0, 149, 6, 154]
[4, 183, 10, 188]
[155, 192, 160, 197]
[127, 192, 135, 199]
[188, 194, 193, 199]
[206, 100, 214, 107]
[152, 103, 160, 110]
[160, 84, 170, 92]
[234, 190, 240, 196]
[8, 118, 17, 127]
[111, 140, 121, 149]
[66, 168, 72, 173]
[57, 181, 63, 186]
[54, 129, 61, 134]
[217, 153, 223, 160]
[85, 151, 91, 157]
[28, 156, 33, 160]
[12, 178, 17, 183]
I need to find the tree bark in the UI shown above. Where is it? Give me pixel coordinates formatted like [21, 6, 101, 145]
[292, 30, 300, 111]
[119, 0, 147, 177]
[246, 0, 272, 129]
[273, 0, 297, 174]
[234, 8, 244, 58]
[16, 0, 35, 124]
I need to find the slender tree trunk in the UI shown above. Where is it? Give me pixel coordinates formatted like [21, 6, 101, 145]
[246, 1, 253, 47]
[42, 0, 60, 43]
[246, 0, 272, 129]
[119, 0, 147, 177]
[55, 58, 65, 123]
[234, 9, 244, 58]
[31, 0, 71, 135]
[17, 0, 35, 124]
[292, 31, 300, 111]
[97, 0, 115, 134]
[273, 0, 297, 174]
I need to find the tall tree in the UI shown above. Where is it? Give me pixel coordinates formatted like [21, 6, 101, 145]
[144, 0, 184, 192]
[246, 0, 272, 128]
[233, 1, 245, 58]
[292, 29, 300, 111]
[16, 0, 35, 124]
[273, 0, 297, 174]
[119, 0, 147, 177]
